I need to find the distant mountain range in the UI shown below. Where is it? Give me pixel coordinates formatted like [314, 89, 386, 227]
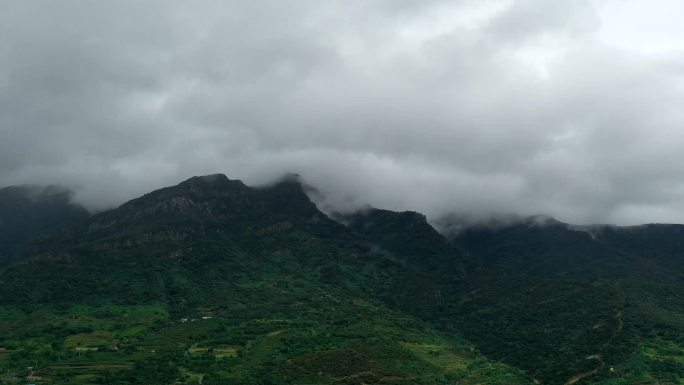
[1, 174, 683, 385]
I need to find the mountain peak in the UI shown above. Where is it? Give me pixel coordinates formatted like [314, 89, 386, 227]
[191, 173, 229, 183]
[85, 173, 338, 241]
[178, 173, 241, 189]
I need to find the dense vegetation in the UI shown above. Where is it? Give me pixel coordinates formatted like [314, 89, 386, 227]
[447, 217, 684, 384]
[1, 174, 683, 384]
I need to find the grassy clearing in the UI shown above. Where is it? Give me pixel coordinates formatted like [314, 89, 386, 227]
[642, 338, 684, 364]
[400, 337, 533, 385]
[402, 341, 474, 371]
[64, 330, 114, 348]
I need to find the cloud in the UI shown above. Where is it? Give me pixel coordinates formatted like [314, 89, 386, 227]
[1, 0, 684, 225]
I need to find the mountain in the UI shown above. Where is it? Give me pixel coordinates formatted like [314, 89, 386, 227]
[0, 175, 526, 385]
[0, 185, 90, 266]
[440, 214, 684, 384]
[343, 208, 467, 279]
[1, 176, 684, 385]
[444, 215, 684, 281]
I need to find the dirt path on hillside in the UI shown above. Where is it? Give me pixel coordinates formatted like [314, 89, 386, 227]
[562, 310, 623, 385]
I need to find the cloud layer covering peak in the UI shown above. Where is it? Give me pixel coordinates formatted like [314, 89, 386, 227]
[2, 0, 684, 225]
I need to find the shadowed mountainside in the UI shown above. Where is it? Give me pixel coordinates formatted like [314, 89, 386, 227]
[0, 185, 90, 266]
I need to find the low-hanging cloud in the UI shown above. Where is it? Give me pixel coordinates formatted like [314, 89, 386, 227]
[2, 0, 684, 225]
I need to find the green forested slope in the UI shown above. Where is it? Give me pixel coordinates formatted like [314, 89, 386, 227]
[1, 176, 684, 385]
[0, 175, 526, 385]
[445, 216, 684, 385]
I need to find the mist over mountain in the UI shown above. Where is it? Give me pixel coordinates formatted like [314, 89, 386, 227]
[4, 1, 684, 384]
[4, 1, 684, 225]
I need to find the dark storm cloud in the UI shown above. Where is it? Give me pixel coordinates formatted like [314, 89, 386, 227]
[2, 0, 684, 225]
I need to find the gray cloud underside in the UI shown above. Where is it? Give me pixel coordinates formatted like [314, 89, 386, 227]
[2, 0, 684, 225]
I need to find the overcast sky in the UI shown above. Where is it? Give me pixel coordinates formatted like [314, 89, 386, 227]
[2, 0, 684, 225]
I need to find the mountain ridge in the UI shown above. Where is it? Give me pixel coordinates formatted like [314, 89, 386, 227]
[2, 174, 684, 385]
